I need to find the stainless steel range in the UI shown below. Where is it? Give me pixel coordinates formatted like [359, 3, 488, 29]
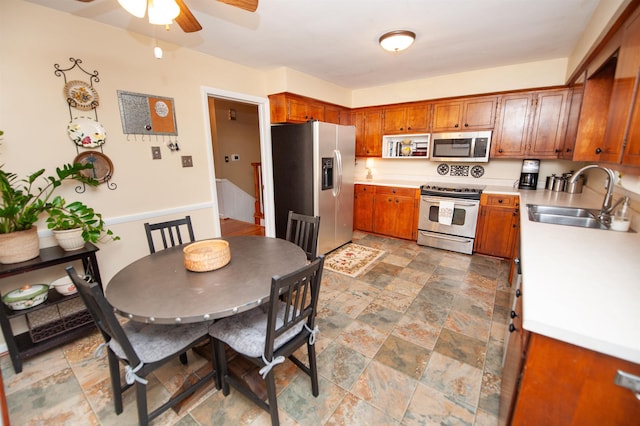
[417, 182, 485, 254]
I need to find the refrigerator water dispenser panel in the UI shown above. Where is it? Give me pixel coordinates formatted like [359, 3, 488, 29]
[322, 157, 334, 190]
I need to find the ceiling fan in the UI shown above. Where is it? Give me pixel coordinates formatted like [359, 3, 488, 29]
[78, 0, 258, 33]
[175, 0, 258, 32]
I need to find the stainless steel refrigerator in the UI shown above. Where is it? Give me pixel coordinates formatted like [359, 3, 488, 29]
[271, 121, 355, 255]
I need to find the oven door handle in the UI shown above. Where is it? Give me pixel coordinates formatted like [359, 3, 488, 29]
[422, 197, 479, 207]
[418, 231, 473, 244]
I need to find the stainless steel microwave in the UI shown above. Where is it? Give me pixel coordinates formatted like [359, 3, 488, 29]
[430, 130, 492, 162]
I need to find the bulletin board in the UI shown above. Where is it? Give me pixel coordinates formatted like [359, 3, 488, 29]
[117, 90, 178, 136]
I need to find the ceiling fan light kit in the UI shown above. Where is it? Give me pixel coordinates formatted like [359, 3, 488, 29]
[379, 30, 416, 52]
[118, 0, 180, 26]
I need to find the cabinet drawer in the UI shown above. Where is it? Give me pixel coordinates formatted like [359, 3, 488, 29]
[355, 184, 374, 194]
[482, 194, 519, 207]
[374, 186, 417, 197]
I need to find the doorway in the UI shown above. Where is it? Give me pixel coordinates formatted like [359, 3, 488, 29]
[201, 87, 275, 237]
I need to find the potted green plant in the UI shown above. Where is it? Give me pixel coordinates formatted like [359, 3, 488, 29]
[46, 196, 119, 251]
[0, 163, 114, 262]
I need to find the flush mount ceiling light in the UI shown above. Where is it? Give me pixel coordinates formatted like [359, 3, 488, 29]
[379, 30, 416, 52]
[118, 0, 180, 26]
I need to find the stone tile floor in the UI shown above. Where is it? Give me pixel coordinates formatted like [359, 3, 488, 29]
[1, 231, 513, 425]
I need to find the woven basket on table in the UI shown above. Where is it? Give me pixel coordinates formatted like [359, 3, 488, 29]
[183, 240, 231, 272]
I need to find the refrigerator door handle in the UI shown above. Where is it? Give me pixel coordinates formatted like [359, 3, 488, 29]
[334, 149, 342, 197]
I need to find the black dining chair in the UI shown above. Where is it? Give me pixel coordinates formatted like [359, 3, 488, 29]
[209, 255, 325, 426]
[65, 266, 216, 426]
[144, 216, 197, 364]
[144, 215, 195, 254]
[285, 211, 320, 261]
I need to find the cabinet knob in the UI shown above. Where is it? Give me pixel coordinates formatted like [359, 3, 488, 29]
[464, 123, 469, 127]
[498, 199, 503, 203]
[408, 126, 412, 130]
[454, 123, 459, 128]
[509, 324, 517, 333]
[555, 149, 560, 153]
[498, 149, 503, 153]
[516, 289, 521, 297]
[566, 148, 572, 153]
[510, 310, 518, 319]
[400, 127, 404, 131]
[513, 224, 517, 228]
[595, 147, 602, 154]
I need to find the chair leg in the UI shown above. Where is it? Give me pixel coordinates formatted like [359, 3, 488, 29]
[307, 342, 319, 397]
[135, 381, 149, 426]
[211, 338, 221, 391]
[179, 351, 188, 365]
[213, 338, 230, 395]
[107, 350, 124, 414]
[265, 370, 280, 426]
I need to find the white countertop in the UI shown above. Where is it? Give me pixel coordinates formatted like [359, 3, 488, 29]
[517, 188, 640, 364]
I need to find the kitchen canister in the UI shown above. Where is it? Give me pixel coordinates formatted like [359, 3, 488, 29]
[552, 176, 566, 192]
[565, 175, 584, 193]
[545, 175, 557, 190]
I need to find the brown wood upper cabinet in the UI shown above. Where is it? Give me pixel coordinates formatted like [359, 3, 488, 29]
[559, 72, 586, 160]
[431, 96, 497, 132]
[382, 102, 431, 134]
[268, 92, 348, 124]
[353, 108, 383, 157]
[492, 88, 570, 159]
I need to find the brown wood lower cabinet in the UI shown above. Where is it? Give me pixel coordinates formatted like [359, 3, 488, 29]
[354, 184, 418, 240]
[501, 329, 640, 425]
[474, 193, 520, 259]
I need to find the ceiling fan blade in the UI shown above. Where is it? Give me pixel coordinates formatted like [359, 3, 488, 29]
[217, 0, 258, 12]
[175, 0, 203, 32]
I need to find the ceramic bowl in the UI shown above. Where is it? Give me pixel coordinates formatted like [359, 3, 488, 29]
[50, 275, 78, 296]
[2, 284, 49, 310]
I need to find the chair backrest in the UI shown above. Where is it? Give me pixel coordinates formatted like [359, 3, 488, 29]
[264, 255, 324, 359]
[285, 211, 320, 261]
[144, 216, 195, 254]
[65, 266, 141, 366]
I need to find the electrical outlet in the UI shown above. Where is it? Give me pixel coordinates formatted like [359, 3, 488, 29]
[224, 156, 230, 163]
[232, 154, 240, 161]
[181, 155, 193, 167]
[151, 146, 161, 160]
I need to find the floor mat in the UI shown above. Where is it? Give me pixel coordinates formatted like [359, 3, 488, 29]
[323, 243, 385, 277]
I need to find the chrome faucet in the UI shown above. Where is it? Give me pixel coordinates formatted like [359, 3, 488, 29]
[569, 165, 625, 224]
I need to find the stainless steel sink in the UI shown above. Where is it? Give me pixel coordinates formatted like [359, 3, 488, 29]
[526, 204, 609, 230]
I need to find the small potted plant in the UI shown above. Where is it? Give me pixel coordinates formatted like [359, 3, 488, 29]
[0, 163, 114, 262]
[46, 196, 119, 251]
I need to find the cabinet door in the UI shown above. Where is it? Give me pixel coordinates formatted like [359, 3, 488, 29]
[353, 110, 367, 156]
[382, 106, 407, 134]
[527, 89, 570, 158]
[573, 57, 617, 161]
[324, 105, 342, 124]
[394, 196, 416, 240]
[432, 101, 463, 132]
[560, 76, 586, 160]
[475, 194, 519, 259]
[405, 103, 431, 132]
[511, 334, 640, 425]
[363, 109, 383, 157]
[373, 194, 396, 235]
[492, 94, 532, 158]
[462, 97, 497, 129]
[354, 185, 374, 232]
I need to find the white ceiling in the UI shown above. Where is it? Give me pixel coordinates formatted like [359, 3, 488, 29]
[26, 0, 602, 89]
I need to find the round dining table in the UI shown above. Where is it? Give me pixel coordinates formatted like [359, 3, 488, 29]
[105, 236, 307, 324]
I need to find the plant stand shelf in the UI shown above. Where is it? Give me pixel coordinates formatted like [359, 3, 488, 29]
[0, 243, 102, 373]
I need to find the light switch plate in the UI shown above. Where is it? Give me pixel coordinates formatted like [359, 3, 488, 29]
[151, 146, 161, 160]
[181, 156, 193, 167]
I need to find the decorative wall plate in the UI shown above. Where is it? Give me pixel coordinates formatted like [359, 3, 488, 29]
[437, 163, 449, 175]
[63, 80, 99, 111]
[73, 151, 113, 183]
[471, 165, 485, 178]
[67, 117, 106, 148]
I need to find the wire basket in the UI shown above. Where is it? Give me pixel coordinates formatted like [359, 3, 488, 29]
[26, 297, 93, 343]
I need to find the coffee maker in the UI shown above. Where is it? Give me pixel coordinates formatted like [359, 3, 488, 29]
[518, 159, 540, 190]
